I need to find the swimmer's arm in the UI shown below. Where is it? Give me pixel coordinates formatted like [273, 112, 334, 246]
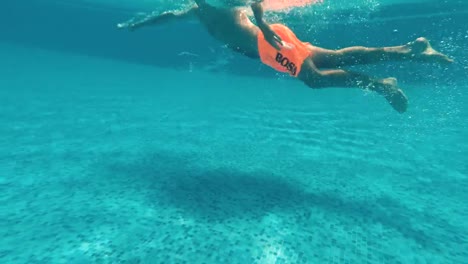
[117, 8, 198, 31]
[251, 2, 267, 28]
[251, 2, 283, 50]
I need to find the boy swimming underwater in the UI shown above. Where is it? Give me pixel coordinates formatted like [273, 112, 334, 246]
[117, 0, 453, 113]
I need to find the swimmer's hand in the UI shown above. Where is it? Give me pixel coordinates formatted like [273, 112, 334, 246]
[117, 21, 136, 31]
[259, 23, 283, 50]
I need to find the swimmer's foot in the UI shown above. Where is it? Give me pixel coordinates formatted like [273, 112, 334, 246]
[375, 78, 408, 113]
[404, 37, 454, 64]
[383, 77, 398, 86]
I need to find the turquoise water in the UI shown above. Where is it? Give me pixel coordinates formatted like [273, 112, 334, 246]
[1, 0, 467, 263]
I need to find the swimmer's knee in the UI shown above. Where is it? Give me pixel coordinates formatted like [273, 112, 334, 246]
[300, 70, 328, 89]
[299, 60, 324, 89]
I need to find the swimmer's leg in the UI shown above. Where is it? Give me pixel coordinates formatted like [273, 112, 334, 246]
[309, 38, 453, 68]
[298, 58, 408, 113]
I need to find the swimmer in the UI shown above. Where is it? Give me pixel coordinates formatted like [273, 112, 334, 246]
[117, 0, 453, 113]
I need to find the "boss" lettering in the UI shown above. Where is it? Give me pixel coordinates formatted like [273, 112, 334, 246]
[276, 53, 297, 75]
